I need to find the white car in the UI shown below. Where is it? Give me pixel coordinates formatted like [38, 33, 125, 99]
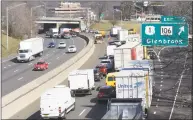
[68, 45, 77, 53]
[58, 42, 66, 49]
[40, 85, 75, 119]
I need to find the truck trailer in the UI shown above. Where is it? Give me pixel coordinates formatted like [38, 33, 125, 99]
[117, 29, 128, 43]
[115, 70, 153, 118]
[17, 37, 44, 62]
[114, 43, 144, 71]
[102, 98, 144, 119]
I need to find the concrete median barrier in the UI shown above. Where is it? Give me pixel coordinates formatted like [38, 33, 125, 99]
[2, 33, 95, 119]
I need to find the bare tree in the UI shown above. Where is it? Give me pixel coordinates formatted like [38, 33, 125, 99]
[90, 1, 107, 21]
[120, 1, 135, 20]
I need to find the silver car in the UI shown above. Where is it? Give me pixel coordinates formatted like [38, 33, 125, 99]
[58, 42, 66, 49]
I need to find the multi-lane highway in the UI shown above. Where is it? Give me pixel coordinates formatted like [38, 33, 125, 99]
[2, 36, 87, 96]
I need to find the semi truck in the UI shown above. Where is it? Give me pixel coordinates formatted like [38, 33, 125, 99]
[110, 26, 122, 37]
[114, 43, 144, 71]
[106, 45, 117, 56]
[102, 98, 144, 119]
[118, 29, 128, 43]
[114, 69, 153, 118]
[68, 69, 95, 95]
[16, 37, 44, 62]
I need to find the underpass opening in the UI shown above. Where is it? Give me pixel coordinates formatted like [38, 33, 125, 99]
[43, 23, 57, 32]
[59, 22, 80, 33]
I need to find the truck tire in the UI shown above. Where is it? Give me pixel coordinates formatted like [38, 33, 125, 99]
[39, 52, 43, 56]
[72, 103, 75, 111]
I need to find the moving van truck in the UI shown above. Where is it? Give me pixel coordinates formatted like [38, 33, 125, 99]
[110, 26, 122, 37]
[114, 43, 144, 71]
[68, 69, 95, 95]
[105, 72, 118, 87]
[17, 37, 44, 62]
[115, 70, 152, 118]
[40, 85, 75, 119]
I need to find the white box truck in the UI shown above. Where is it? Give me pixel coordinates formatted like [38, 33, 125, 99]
[40, 85, 75, 119]
[110, 26, 122, 37]
[118, 29, 128, 43]
[106, 45, 117, 56]
[114, 43, 144, 71]
[115, 70, 152, 118]
[68, 69, 95, 95]
[17, 37, 44, 62]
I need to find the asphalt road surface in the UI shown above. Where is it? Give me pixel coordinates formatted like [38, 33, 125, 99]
[148, 41, 192, 119]
[2, 36, 87, 96]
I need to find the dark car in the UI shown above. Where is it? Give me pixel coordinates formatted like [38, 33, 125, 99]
[94, 68, 103, 81]
[48, 42, 55, 48]
[148, 51, 157, 60]
[97, 86, 116, 103]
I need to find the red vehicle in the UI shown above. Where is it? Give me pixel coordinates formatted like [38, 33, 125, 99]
[96, 64, 107, 76]
[33, 61, 48, 71]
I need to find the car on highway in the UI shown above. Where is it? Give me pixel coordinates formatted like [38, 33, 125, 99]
[94, 68, 104, 81]
[40, 85, 75, 119]
[70, 32, 77, 37]
[97, 86, 116, 103]
[48, 42, 56, 48]
[58, 42, 67, 49]
[100, 59, 113, 71]
[63, 34, 71, 39]
[33, 61, 48, 71]
[95, 64, 107, 76]
[67, 45, 77, 53]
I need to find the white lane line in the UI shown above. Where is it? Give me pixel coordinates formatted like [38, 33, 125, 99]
[160, 84, 162, 87]
[63, 53, 66, 55]
[28, 63, 32, 66]
[156, 104, 158, 107]
[79, 109, 86, 116]
[46, 54, 49, 56]
[4, 67, 6, 69]
[8, 64, 11, 67]
[153, 111, 156, 114]
[160, 89, 162, 91]
[48, 62, 51, 64]
[14, 69, 18, 72]
[53, 51, 55, 52]
[18, 77, 23, 80]
[161, 81, 163, 83]
[161, 78, 163, 79]
[157, 99, 159, 101]
[57, 57, 60, 59]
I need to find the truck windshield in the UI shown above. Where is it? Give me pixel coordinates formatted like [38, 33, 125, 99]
[19, 50, 29, 53]
[108, 76, 114, 81]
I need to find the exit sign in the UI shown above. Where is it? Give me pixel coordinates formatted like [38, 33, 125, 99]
[161, 16, 186, 23]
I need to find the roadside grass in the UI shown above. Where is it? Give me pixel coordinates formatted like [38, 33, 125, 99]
[1, 34, 21, 58]
[90, 20, 141, 33]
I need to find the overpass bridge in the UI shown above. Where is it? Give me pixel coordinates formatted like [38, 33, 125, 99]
[35, 17, 87, 32]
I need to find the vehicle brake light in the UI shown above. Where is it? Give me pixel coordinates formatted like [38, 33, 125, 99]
[58, 107, 61, 113]
[98, 92, 104, 98]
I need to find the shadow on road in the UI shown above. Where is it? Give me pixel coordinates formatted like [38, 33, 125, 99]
[27, 111, 41, 120]
[83, 103, 107, 119]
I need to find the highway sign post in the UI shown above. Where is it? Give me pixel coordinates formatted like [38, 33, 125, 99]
[161, 16, 186, 23]
[141, 23, 189, 47]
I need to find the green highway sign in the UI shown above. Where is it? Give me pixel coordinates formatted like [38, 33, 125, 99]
[161, 16, 186, 23]
[141, 23, 189, 47]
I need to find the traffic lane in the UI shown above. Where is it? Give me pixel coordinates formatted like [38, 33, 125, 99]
[26, 39, 107, 120]
[2, 37, 86, 96]
[2, 38, 76, 81]
[1, 36, 53, 65]
[1, 37, 64, 71]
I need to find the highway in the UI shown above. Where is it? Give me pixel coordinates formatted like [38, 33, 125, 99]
[2, 36, 87, 96]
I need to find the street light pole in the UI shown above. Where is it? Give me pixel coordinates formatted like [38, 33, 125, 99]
[6, 3, 26, 50]
[40, 1, 47, 17]
[31, 5, 44, 37]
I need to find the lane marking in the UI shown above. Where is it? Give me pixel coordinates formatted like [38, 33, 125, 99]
[161, 81, 163, 83]
[79, 109, 86, 116]
[53, 51, 55, 52]
[160, 89, 162, 91]
[160, 84, 162, 87]
[157, 99, 159, 101]
[161, 78, 163, 79]
[153, 111, 156, 114]
[156, 104, 158, 107]
[8, 64, 11, 67]
[57, 57, 60, 59]
[63, 53, 66, 55]
[28, 63, 32, 66]
[4, 67, 6, 69]
[18, 77, 23, 80]
[14, 69, 18, 72]
[46, 54, 49, 56]
[48, 62, 51, 64]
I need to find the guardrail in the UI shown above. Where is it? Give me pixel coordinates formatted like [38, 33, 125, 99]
[2, 33, 95, 119]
